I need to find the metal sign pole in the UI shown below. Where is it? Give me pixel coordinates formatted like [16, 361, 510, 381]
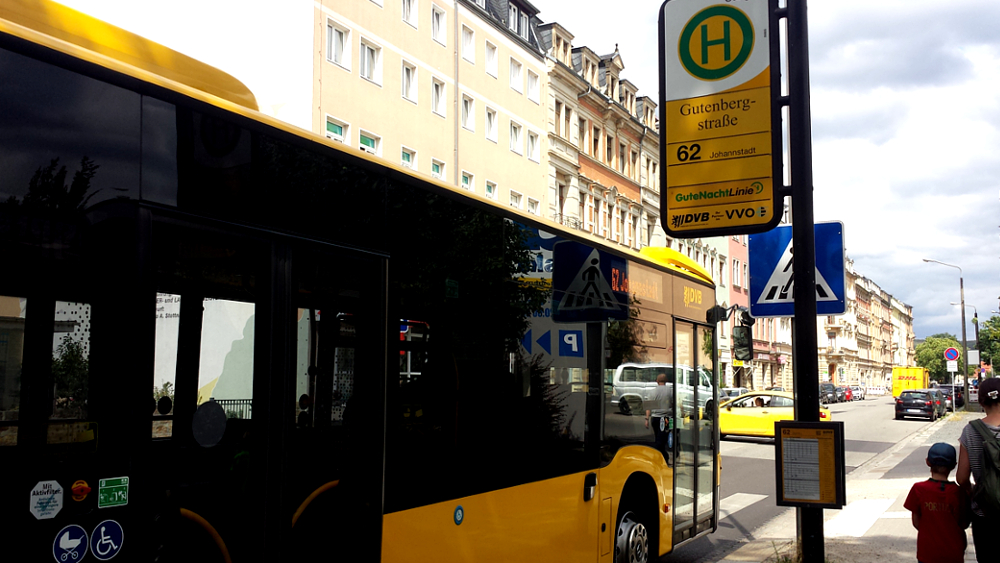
[786, 0, 823, 560]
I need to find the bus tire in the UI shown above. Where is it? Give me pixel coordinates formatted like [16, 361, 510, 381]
[615, 510, 649, 563]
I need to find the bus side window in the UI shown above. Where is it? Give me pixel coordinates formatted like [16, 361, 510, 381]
[0, 295, 26, 446]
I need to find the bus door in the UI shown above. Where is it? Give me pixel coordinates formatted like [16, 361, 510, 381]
[286, 245, 386, 561]
[672, 321, 718, 544]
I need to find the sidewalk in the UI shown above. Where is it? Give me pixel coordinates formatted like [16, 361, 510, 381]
[721, 411, 980, 563]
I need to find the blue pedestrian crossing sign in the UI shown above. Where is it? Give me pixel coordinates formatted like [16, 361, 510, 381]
[552, 241, 629, 323]
[748, 222, 846, 318]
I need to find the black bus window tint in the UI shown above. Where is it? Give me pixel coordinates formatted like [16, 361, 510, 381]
[198, 299, 255, 421]
[50, 301, 90, 422]
[0, 47, 141, 207]
[295, 309, 357, 429]
[152, 293, 180, 438]
[0, 295, 26, 446]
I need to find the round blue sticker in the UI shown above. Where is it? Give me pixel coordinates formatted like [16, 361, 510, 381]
[90, 520, 124, 560]
[454, 505, 464, 525]
[54, 524, 88, 562]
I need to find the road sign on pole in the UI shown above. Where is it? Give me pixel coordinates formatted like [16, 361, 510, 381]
[944, 347, 960, 361]
[748, 222, 846, 317]
[658, 0, 782, 237]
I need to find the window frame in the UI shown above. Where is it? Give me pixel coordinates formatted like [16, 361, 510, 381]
[402, 0, 418, 28]
[358, 130, 381, 156]
[431, 77, 446, 117]
[325, 115, 350, 145]
[527, 69, 539, 103]
[485, 41, 498, 77]
[359, 37, 383, 85]
[462, 25, 475, 63]
[401, 146, 417, 168]
[485, 180, 498, 200]
[509, 57, 523, 93]
[509, 120, 523, 155]
[461, 170, 474, 192]
[527, 197, 540, 215]
[431, 158, 445, 179]
[509, 189, 523, 210]
[431, 4, 446, 46]
[461, 94, 475, 132]
[326, 20, 351, 70]
[485, 106, 498, 143]
[401, 60, 417, 103]
[527, 130, 540, 162]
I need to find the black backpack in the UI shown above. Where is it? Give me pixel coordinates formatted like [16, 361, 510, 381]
[970, 419, 1000, 517]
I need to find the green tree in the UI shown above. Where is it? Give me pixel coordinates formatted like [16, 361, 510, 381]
[606, 296, 648, 368]
[976, 315, 1000, 373]
[915, 333, 961, 383]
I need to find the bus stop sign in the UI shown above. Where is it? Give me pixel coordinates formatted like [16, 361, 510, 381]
[658, 0, 782, 237]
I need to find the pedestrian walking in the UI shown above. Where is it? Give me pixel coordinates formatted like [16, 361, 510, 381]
[957, 377, 1000, 563]
[904, 442, 970, 563]
[645, 373, 673, 460]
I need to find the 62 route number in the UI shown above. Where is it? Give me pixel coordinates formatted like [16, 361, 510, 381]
[676, 144, 701, 162]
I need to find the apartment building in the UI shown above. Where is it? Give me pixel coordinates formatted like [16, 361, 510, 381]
[313, 0, 549, 211]
[536, 21, 662, 251]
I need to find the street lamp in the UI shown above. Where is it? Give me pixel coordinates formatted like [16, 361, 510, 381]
[925, 258, 968, 410]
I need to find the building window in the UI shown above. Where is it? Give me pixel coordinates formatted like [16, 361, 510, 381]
[432, 78, 445, 116]
[527, 198, 539, 215]
[485, 107, 497, 142]
[401, 61, 417, 102]
[606, 135, 614, 165]
[461, 95, 474, 131]
[593, 127, 600, 157]
[359, 130, 381, 156]
[485, 180, 497, 200]
[326, 21, 351, 69]
[485, 41, 497, 77]
[325, 116, 349, 144]
[554, 101, 563, 137]
[527, 70, 539, 103]
[619, 143, 626, 173]
[461, 171, 474, 191]
[359, 39, 382, 84]
[401, 146, 416, 168]
[509, 121, 522, 154]
[462, 25, 475, 63]
[475, 0, 486, 7]
[732, 259, 740, 287]
[431, 159, 445, 179]
[743, 263, 749, 287]
[508, 4, 518, 32]
[579, 118, 587, 151]
[527, 131, 539, 162]
[402, 0, 417, 27]
[431, 4, 445, 45]
[520, 12, 529, 40]
[509, 58, 522, 92]
[510, 190, 523, 209]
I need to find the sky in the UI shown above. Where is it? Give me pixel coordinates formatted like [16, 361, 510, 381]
[54, 0, 1000, 341]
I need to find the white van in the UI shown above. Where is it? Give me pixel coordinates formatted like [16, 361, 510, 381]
[611, 362, 715, 416]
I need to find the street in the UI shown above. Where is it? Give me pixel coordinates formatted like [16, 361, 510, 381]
[662, 394, 938, 563]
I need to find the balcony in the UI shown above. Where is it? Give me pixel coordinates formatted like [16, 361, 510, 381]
[551, 213, 583, 231]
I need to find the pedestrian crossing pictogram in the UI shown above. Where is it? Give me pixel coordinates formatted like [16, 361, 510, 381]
[758, 239, 838, 304]
[556, 249, 619, 312]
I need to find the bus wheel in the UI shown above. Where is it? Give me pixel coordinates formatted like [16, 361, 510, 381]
[615, 510, 649, 563]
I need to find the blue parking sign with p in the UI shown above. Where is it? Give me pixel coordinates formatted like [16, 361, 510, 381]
[559, 330, 584, 357]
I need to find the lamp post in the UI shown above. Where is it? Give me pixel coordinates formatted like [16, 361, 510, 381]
[925, 259, 968, 410]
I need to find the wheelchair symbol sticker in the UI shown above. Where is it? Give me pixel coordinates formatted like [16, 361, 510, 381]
[90, 520, 123, 560]
[53, 524, 88, 562]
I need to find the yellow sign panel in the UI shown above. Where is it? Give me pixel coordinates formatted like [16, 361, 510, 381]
[660, 0, 778, 237]
[779, 426, 840, 506]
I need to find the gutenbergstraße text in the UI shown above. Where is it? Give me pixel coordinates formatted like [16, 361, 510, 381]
[679, 97, 756, 131]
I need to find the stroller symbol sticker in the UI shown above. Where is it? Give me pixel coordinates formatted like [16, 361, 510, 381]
[53, 524, 88, 562]
[90, 520, 124, 560]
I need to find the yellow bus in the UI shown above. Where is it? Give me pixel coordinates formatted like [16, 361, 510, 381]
[0, 1, 720, 560]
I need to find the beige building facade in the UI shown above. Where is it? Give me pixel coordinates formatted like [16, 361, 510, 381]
[313, 0, 549, 212]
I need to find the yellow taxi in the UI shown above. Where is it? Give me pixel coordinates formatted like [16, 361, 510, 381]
[719, 391, 832, 438]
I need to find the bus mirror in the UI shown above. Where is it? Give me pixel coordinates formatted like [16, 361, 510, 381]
[732, 326, 752, 361]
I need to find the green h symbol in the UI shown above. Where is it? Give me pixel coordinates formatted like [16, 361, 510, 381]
[700, 20, 731, 64]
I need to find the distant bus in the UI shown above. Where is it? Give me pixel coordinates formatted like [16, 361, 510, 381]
[0, 1, 720, 560]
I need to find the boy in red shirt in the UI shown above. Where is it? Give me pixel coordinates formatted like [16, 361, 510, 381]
[904, 442, 971, 563]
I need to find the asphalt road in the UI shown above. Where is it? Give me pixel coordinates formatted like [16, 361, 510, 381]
[660, 393, 937, 563]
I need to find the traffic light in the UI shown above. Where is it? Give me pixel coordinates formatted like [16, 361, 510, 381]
[732, 326, 752, 361]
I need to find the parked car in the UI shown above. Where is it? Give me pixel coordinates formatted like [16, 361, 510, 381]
[765, 386, 784, 391]
[819, 383, 838, 404]
[835, 386, 847, 403]
[936, 384, 965, 411]
[843, 387, 854, 401]
[719, 391, 832, 438]
[610, 362, 714, 416]
[895, 389, 947, 421]
[850, 385, 865, 400]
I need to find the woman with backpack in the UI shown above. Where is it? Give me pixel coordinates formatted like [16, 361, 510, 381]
[957, 377, 1000, 563]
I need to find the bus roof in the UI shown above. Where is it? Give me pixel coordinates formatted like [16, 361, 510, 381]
[0, 0, 258, 110]
[0, 0, 713, 290]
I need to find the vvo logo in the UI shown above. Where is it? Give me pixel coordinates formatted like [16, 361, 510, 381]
[671, 212, 710, 229]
